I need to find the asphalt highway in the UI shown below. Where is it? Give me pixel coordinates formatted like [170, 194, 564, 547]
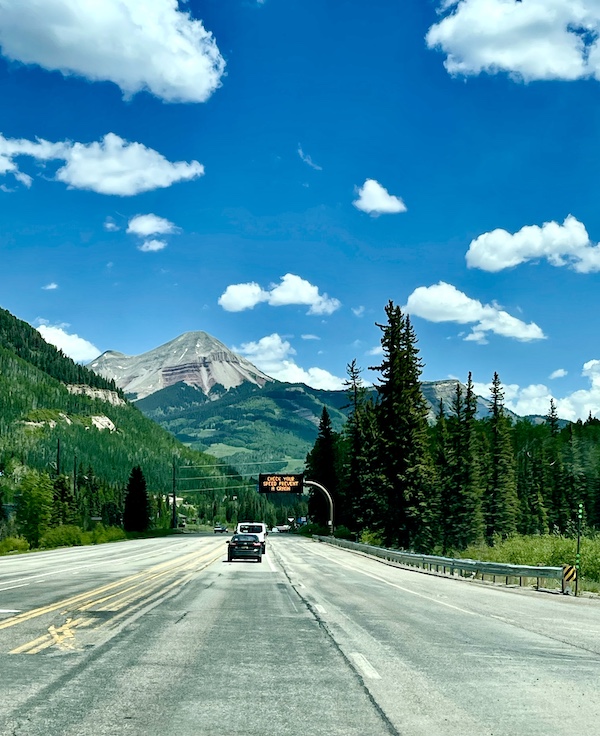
[1, 534, 600, 735]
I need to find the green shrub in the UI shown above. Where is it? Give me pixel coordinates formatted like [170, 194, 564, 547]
[333, 525, 355, 541]
[0, 536, 30, 555]
[39, 525, 85, 549]
[359, 529, 384, 547]
[458, 533, 600, 584]
[298, 522, 329, 537]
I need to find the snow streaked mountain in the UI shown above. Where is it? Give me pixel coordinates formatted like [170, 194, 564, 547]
[87, 331, 273, 400]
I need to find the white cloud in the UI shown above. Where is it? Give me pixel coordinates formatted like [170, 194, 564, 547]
[301, 334, 320, 340]
[0, 132, 204, 195]
[297, 145, 322, 171]
[104, 218, 119, 232]
[466, 215, 600, 273]
[352, 178, 407, 216]
[426, 0, 600, 83]
[0, 0, 225, 103]
[550, 368, 568, 379]
[405, 281, 546, 343]
[237, 334, 344, 390]
[37, 323, 100, 363]
[218, 282, 269, 312]
[473, 360, 600, 421]
[218, 273, 341, 316]
[127, 213, 179, 237]
[137, 239, 167, 252]
[352, 306, 365, 317]
[42, 282, 58, 290]
[366, 345, 383, 356]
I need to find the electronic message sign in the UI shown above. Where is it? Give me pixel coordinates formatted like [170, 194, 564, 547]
[258, 473, 304, 493]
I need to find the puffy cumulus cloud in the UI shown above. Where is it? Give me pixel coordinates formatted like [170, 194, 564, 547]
[104, 218, 120, 232]
[426, 0, 600, 83]
[472, 363, 600, 421]
[0, 132, 203, 195]
[37, 323, 100, 363]
[268, 274, 340, 315]
[550, 368, 568, 379]
[218, 282, 268, 312]
[466, 215, 600, 273]
[0, 0, 225, 103]
[236, 333, 344, 390]
[55, 134, 203, 195]
[42, 282, 58, 290]
[405, 281, 545, 343]
[127, 213, 179, 237]
[137, 239, 167, 252]
[352, 179, 407, 216]
[218, 273, 341, 316]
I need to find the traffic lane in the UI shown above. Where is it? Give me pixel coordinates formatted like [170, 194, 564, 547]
[0, 535, 224, 616]
[271, 536, 600, 736]
[0, 536, 227, 653]
[277, 536, 600, 654]
[1, 546, 394, 736]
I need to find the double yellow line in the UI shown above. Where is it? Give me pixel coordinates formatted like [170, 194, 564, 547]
[4, 542, 224, 654]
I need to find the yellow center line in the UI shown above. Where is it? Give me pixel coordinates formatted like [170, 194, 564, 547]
[94, 549, 219, 612]
[7, 545, 224, 654]
[0, 545, 217, 631]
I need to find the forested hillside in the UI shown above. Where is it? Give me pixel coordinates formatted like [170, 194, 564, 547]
[0, 308, 123, 393]
[0, 309, 304, 548]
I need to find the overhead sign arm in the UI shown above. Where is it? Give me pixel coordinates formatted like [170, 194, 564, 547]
[304, 479, 334, 534]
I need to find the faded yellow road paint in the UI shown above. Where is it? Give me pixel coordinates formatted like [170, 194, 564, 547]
[0, 544, 219, 632]
[7, 544, 224, 655]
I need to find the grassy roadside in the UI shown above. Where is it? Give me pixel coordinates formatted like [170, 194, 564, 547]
[457, 534, 600, 593]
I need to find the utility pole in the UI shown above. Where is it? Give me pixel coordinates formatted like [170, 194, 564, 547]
[171, 458, 177, 529]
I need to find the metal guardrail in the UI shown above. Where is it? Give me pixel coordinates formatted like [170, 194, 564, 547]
[313, 536, 565, 590]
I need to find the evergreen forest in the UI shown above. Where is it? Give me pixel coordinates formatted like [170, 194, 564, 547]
[306, 301, 600, 567]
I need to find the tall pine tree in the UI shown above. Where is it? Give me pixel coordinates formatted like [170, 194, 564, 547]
[371, 302, 437, 551]
[123, 466, 151, 533]
[482, 373, 518, 542]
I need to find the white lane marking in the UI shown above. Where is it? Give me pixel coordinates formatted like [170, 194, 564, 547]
[0, 583, 29, 592]
[0, 609, 21, 613]
[314, 604, 326, 614]
[349, 652, 381, 679]
[308, 546, 476, 616]
[265, 553, 277, 572]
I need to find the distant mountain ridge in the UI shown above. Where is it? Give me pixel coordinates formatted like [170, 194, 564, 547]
[88, 331, 272, 400]
[88, 330, 528, 471]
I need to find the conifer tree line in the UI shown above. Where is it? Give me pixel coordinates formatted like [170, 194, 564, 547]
[306, 301, 599, 553]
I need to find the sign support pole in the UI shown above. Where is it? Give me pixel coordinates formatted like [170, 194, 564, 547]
[304, 480, 334, 535]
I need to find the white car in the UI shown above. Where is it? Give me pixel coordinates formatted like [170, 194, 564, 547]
[236, 522, 267, 553]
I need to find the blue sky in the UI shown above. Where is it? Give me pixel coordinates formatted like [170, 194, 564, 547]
[1, 0, 600, 420]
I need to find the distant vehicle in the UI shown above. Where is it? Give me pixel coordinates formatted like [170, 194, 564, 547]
[270, 527, 280, 533]
[227, 534, 262, 563]
[178, 520, 187, 528]
[213, 524, 228, 534]
[236, 522, 267, 553]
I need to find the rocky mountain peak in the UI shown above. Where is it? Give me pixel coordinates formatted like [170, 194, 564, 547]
[87, 331, 272, 400]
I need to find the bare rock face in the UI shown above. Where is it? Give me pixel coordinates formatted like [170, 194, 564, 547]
[87, 331, 272, 400]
